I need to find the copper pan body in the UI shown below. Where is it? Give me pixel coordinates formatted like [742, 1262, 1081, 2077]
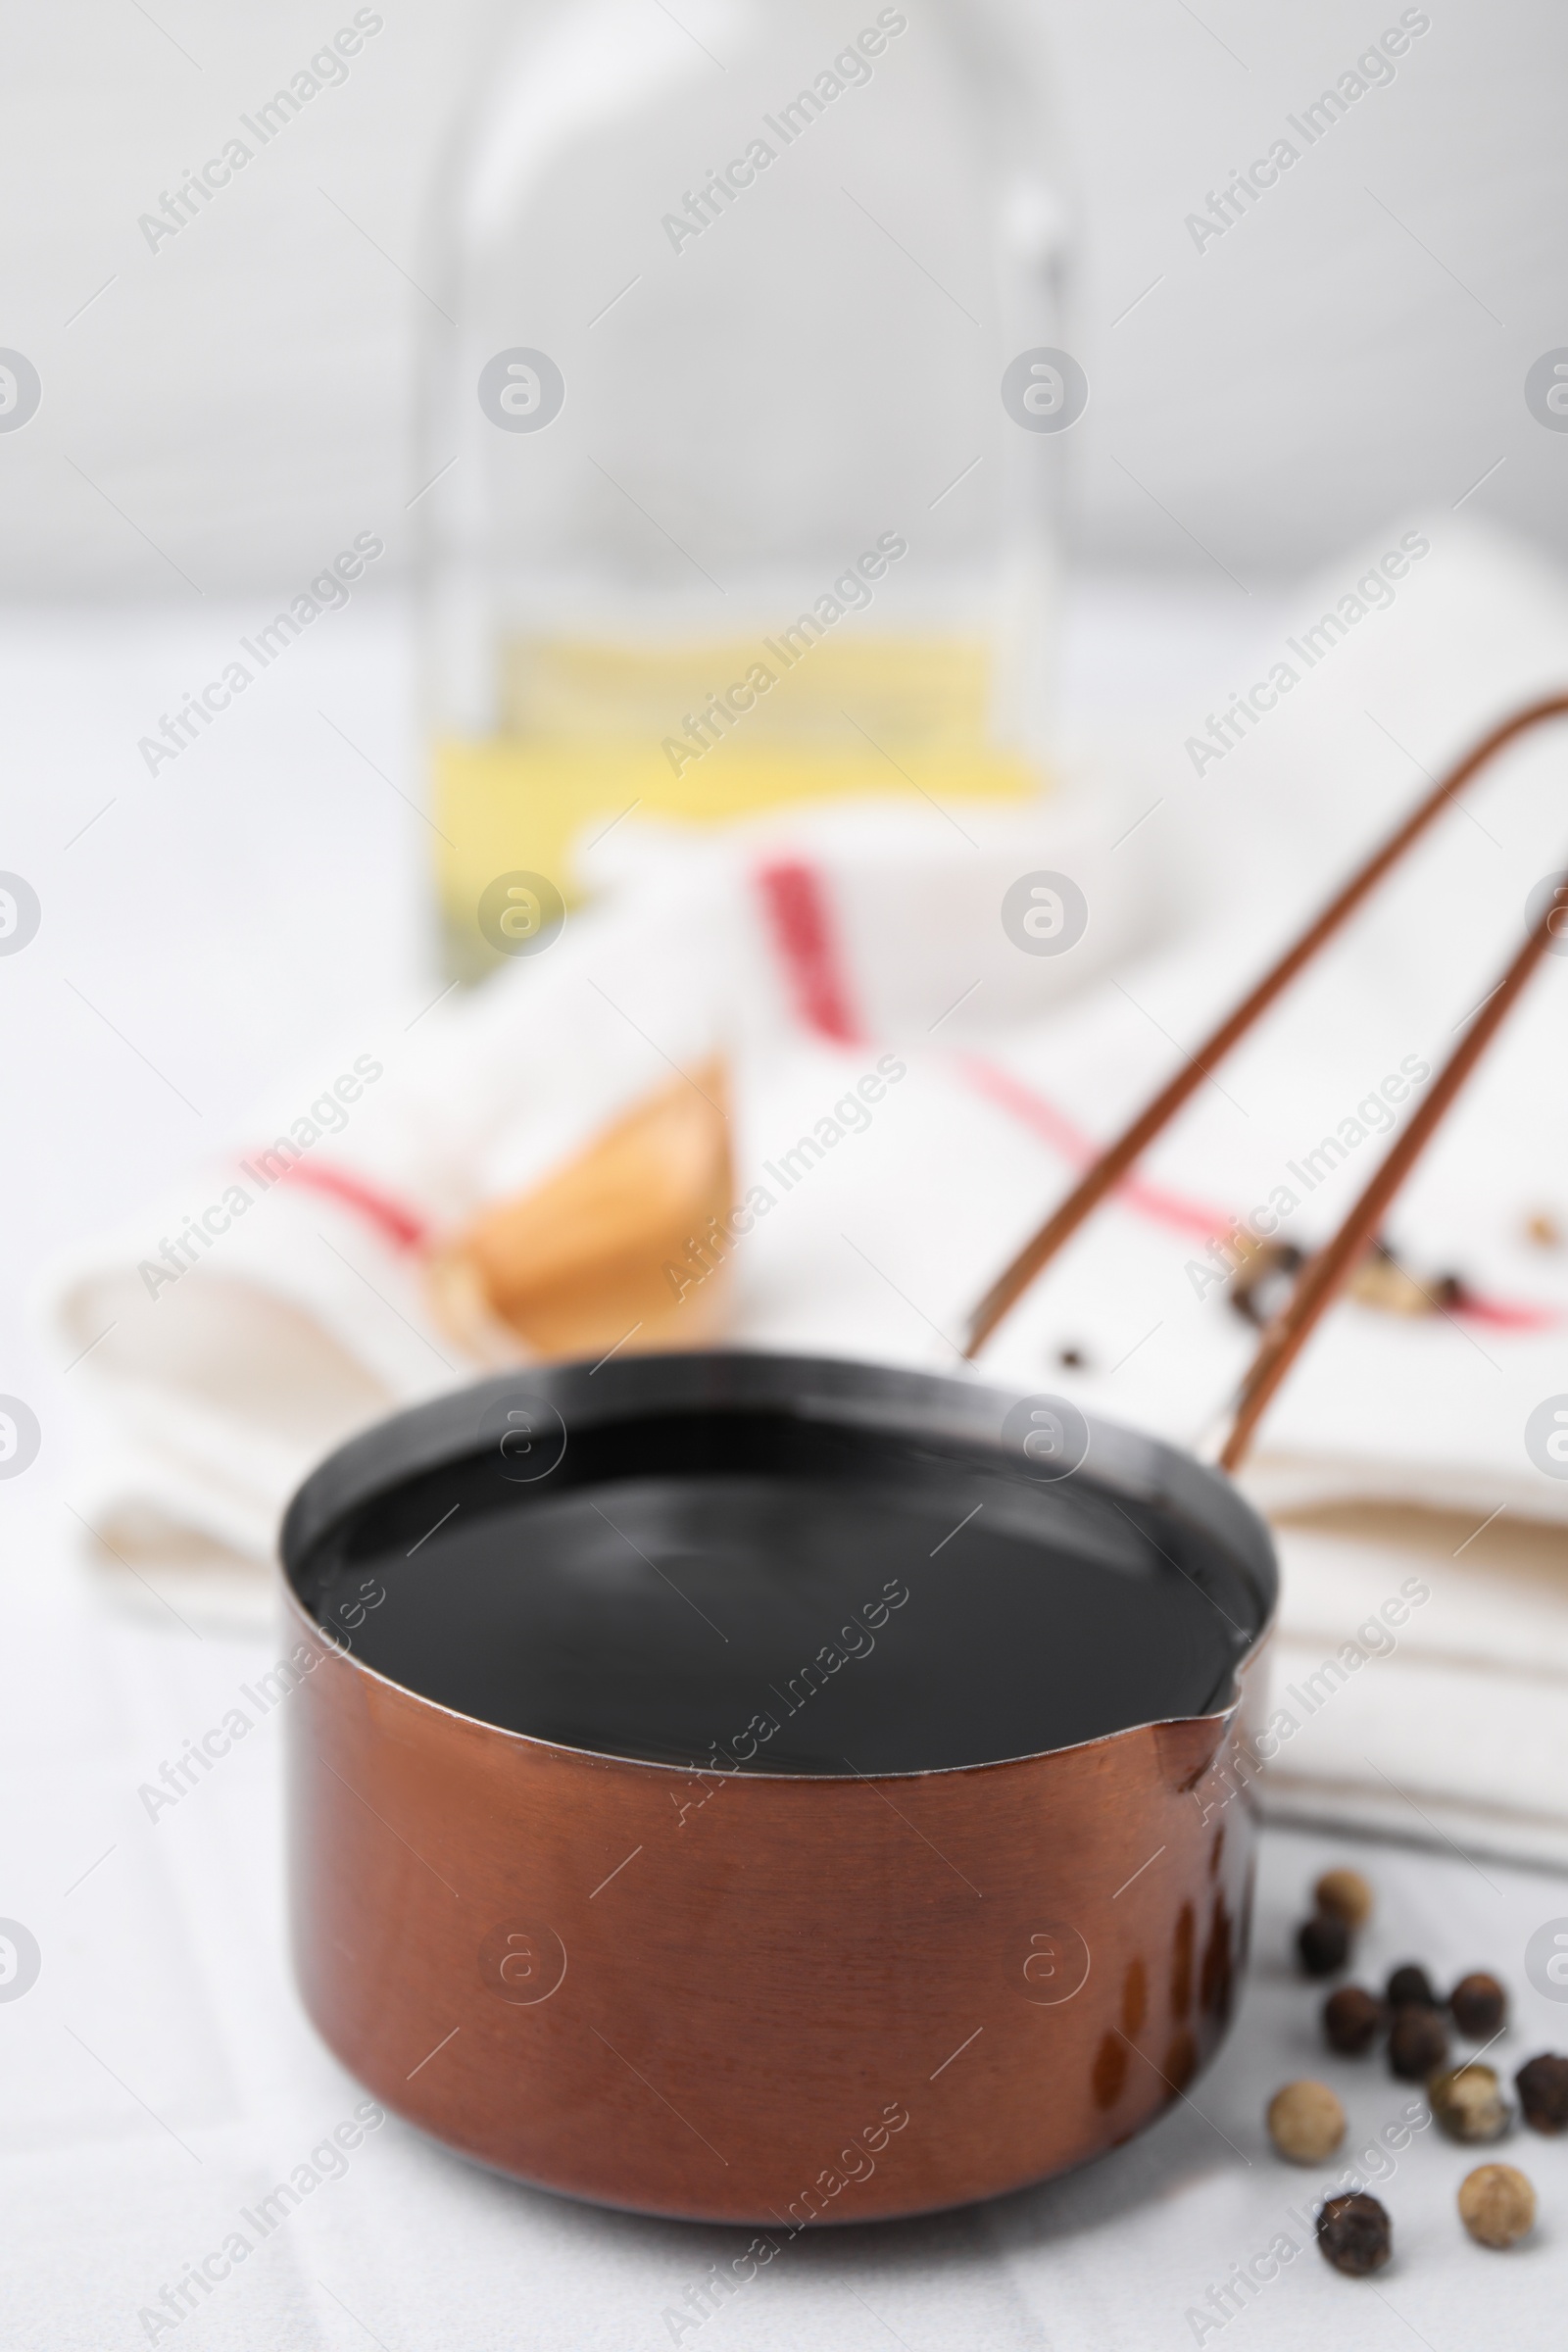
[279, 1351, 1276, 2225]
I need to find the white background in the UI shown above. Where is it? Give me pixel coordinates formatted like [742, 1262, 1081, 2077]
[1, 0, 1564, 596]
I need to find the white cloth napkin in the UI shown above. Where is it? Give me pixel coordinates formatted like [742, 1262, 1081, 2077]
[46, 783, 1171, 1565]
[46, 517, 1568, 1857]
[1264, 1518, 1568, 1870]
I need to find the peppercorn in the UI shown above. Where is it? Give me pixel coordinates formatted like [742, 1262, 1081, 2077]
[1316, 2192, 1392, 2277]
[1457, 2163, 1535, 2248]
[1388, 2004, 1449, 2081]
[1323, 1984, 1383, 2056]
[1229, 1239, 1304, 1327]
[1449, 1972, 1506, 2040]
[1267, 2079, 1347, 2164]
[1385, 1962, 1437, 2008]
[1298, 1911, 1350, 1978]
[1314, 1868, 1374, 1929]
[1430, 2064, 1511, 2143]
[1515, 2051, 1568, 2132]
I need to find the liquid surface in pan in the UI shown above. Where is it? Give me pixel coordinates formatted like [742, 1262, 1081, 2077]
[295, 1409, 1263, 1775]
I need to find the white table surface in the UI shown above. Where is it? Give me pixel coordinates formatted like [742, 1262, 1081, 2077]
[4, 586, 1566, 2348]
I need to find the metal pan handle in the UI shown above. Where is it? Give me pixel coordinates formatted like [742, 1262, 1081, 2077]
[963, 694, 1568, 1469]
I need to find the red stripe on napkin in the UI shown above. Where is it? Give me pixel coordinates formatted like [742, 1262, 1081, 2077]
[954, 1052, 1233, 1240]
[240, 1157, 428, 1251]
[752, 852, 1564, 1329]
[755, 859, 865, 1045]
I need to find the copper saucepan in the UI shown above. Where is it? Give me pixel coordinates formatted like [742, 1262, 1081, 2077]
[281, 1350, 1274, 2224]
[278, 700, 1567, 2224]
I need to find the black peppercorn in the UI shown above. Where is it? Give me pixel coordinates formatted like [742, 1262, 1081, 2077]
[1385, 1962, 1437, 2009]
[1316, 2192, 1392, 2277]
[1323, 1984, 1383, 2056]
[1298, 1912, 1350, 1978]
[1388, 2004, 1449, 2081]
[1449, 1971, 1506, 2040]
[1515, 2052, 1568, 2133]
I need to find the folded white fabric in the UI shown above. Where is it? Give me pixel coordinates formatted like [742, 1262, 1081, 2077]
[46, 518, 1568, 1852]
[1259, 1519, 1568, 1869]
[48, 786, 1176, 1566]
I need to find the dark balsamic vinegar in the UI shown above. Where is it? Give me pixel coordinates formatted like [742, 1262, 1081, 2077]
[297, 1410, 1259, 1775]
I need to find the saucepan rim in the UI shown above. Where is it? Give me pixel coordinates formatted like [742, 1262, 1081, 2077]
[278, 1347, 1279, 1782]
